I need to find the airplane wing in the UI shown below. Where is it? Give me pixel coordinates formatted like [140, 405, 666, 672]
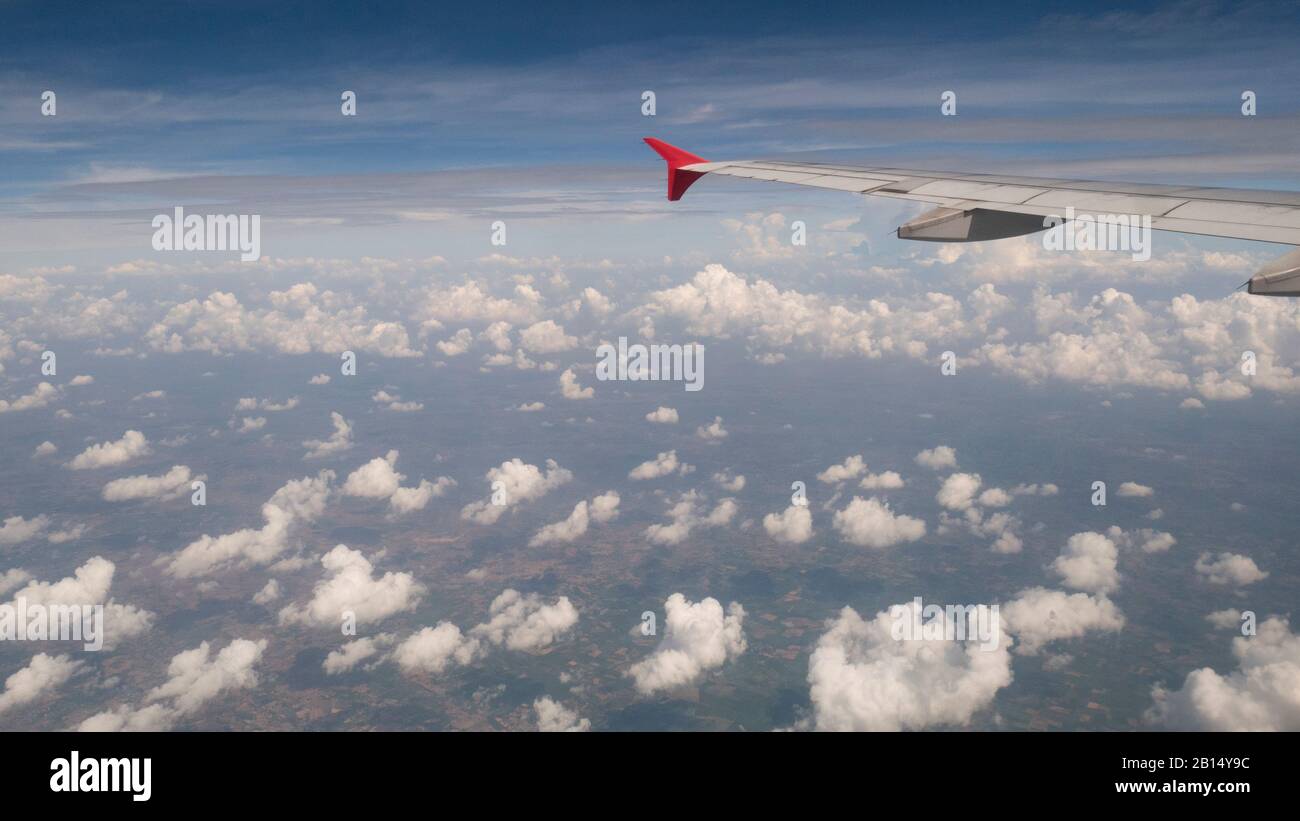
[643, 137, 1300, 296]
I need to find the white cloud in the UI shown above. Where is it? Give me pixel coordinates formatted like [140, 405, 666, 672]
[436, 328, 474, 356]
[6, 556, 154, 649]
[915, 446, 958, 470]
[629, 450, 688, 480]
[393, 623, 481, 675]
[1149, 617, 1300, 730]
[102, 465, 201, 502]
[146, 284, 419, 358]
[833, 497, 925, 548]
[860, 471, 905, 490]
[469, 589, 579, 651]
[302, 412, 353, 459]
[696, 416, 728, 440]
[1194, 551, 1268, 586]
[646, 406, 679, 424]
[1106, 525, 1176, 554]
[645, 491, 736, 545]
[713, 471, 745, 492]
[278, 545, 424, 628]
[936, 473, 983, 511]
[0, 514, 49, 546]
[1053, 531, 1121, 594]
[530, 501, 591, 546]
[762, 504, 813, 544]
[165, 470, 334, 578]
[0, 382, 58, 414]
[252, 579, 280, 605]
[145, 638, 268, 716]
[32, 441, 57, 457]
[0, 653, 81, 714]
[67, 430, 150, 470]
[529, 491, 619, 546]
[534, 696, 590, 732]
[520, 320, 577, 354]
[461, 458, 573, 525]
[1001, 587, 1125, 656]
[559, 368, 593, 400]
[1117, 481, 1154, 497]
[340, 450, 453, 513]
[806, 601, 1011, 731]
[628, 594, 746, 695]
[817, 455, 866, 484]
[324, 634, 395, 675]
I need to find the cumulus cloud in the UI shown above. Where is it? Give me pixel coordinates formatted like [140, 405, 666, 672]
[461, 458, 572, 525]
[393, 623, 482, 675]
[806, 600, 1011, 731]
[1117, 481, 1154, 497]
[534, 696, 590, 732]
[324, 634, 395, 675]
[302, 412, 353, 459]
[645, 491, 736, 545]
[628, 594, 746, 695]
[67, 430, 150, 470]
[80, 638, 268, 731]
[0, 654, 81, 714]
[647, 264, 981, 364]
[520, 320, 577, 354]
[937, 473, 983, 511]
[146, 284, 419, 358]
[1148, 617, 1300, 730]
[1001, 587, 1125, 656]
[341, 450, 454, 515]
[0, 381, 59, 414]
[1106, 525, 1176, 554]
[165, 470, 334, 578]
[529, 492, 619, 546]
[646, 406, 679, 424]
[696, 416, 728, 440]
[833, 496, 925, 549]
[278, 545, 424, 628]
[817, 455, 866, 484]
[469, 589, 579, 651]
[1194, 551, 1268, 586]
[1052, 532, 1121, 594]
[558, 368, 593, 399]
[915, 446, 958, 470]
[6, 556, 154, 649]
[713, 471, 745, 492]
[628, 450, 690, 480]
[252, 579, 280, 605]
[762, 504, 813, 544]
[860, 470, 905, 490]
[0, 514, 49, 546]
[436, 328, 474, 356]
[102, 465, 201, 502]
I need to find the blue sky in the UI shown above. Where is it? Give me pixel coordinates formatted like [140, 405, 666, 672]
[2, 0, 1300, 733]
[3, 0, 1300, 271]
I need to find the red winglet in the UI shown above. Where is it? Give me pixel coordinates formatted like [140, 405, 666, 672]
[644, 137, 708, 201]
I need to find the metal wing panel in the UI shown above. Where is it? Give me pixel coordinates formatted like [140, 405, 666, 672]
[661, 146, 1300, 246]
